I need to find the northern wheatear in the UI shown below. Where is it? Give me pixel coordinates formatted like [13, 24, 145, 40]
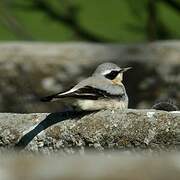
[41, 62, 131, 110]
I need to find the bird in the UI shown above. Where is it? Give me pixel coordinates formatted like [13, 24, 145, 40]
[41, 62, 132, 110]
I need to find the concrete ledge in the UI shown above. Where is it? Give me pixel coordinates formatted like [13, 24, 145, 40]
[0, 109, 179, 152]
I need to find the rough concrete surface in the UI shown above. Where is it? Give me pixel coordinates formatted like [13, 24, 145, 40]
[0, 109, 179, 153]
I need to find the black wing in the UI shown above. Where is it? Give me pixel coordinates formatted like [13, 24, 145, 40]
[41, 86, 121, 102]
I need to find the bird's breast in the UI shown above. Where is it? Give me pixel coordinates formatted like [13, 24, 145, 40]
[76, 99, 128, 110]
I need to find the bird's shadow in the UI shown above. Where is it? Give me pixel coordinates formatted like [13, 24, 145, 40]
[15, 110, 97, 150]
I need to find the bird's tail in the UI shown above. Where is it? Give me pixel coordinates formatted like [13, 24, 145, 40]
[40, 95, 54, 102]
[40, 91, 73, 102]
[40, 93, 62, 102]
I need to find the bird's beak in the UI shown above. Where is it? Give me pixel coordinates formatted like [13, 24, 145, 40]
[121, 67, 132, 72]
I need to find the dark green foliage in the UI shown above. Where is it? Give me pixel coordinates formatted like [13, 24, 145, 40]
[0, 0, 179, 42]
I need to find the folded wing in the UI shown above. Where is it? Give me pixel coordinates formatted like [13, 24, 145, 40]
[41, 85, 123, 102]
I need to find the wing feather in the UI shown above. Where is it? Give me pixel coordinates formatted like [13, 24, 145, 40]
[41, 85, 123, 102]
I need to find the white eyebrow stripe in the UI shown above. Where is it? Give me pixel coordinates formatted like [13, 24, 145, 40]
[101, 69, 120, 75]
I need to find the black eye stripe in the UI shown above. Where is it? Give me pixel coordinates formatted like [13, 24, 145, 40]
[104, 70, 120, 80]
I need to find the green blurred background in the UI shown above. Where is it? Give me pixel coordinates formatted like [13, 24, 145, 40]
[0, 0, 180, 42]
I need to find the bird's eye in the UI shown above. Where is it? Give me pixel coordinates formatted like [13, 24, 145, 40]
[104, 70, 120, 80]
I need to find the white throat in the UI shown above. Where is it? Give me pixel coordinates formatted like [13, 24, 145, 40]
[114, 73, 123, 84]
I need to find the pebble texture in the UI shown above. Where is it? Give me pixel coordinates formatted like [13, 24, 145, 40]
[0, 109, 179, 153]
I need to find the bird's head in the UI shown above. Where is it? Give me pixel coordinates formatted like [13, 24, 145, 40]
[93, 62, 132, 85]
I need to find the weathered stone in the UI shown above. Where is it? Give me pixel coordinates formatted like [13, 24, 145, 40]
[0, 109, 179, 153]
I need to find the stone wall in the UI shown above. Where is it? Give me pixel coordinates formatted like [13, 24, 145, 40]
[0, 109, 179, 179]
[0, 109, 179, 152]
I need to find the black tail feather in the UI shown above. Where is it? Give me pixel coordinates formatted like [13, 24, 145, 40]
[40, 95, 55, 102]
